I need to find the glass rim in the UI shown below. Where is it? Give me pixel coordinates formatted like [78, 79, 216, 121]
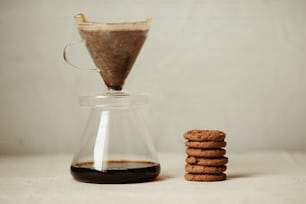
[79, 92, 149, 107]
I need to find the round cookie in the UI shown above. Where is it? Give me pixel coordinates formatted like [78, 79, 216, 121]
[185, 141, 226, 149]
[185, 164, 226, 174]
[186, 156, 228, 166]
[184, 130, 226, 141]
[185, 173, 226, 182]
[186, 148, 226, 157]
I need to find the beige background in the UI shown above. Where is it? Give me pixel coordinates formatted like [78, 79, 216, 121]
[0, 0, 306, 154]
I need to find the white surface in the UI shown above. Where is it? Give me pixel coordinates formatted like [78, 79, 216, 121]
[1, 0, 306, 154]
[1, 152, 306, 203]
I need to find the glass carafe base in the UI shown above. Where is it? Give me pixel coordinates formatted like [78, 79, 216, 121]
[71, 92, 160, 184]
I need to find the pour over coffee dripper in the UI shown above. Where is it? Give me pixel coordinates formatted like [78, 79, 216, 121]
[64, 14, 160, 184]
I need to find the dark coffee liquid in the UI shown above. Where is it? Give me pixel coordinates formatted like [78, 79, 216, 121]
[71, 160, 160, 184]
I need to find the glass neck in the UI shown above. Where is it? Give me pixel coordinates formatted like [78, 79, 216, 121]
[106, 88, 128, 96]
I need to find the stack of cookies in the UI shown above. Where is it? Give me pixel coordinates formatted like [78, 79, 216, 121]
[184, 130, 228, 182]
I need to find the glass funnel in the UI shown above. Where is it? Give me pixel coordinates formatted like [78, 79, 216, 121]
[73, 13, 151, 91]
[64, 14, 160, 184]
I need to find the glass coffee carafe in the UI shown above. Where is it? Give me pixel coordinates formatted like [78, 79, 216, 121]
[63, 13, 160, 184]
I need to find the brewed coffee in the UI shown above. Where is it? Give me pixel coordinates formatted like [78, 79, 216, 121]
[71, 160, 160, 184]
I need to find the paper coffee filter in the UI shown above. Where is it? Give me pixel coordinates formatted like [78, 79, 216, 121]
[74, 13, 151, 31]
[74, 13, 151, 91]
